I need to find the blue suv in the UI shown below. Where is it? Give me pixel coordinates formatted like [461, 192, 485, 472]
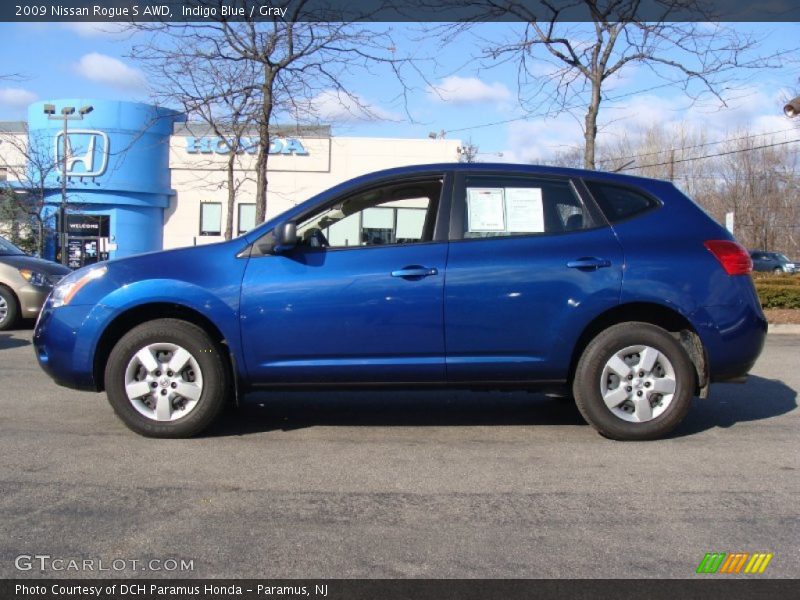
[33, 164, 766, 440]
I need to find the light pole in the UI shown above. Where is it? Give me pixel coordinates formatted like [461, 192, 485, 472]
[42, 103, 93, 265]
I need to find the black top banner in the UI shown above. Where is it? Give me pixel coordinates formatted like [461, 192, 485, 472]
[4, 0, 800, 22]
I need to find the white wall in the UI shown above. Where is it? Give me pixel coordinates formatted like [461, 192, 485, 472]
[0, 132, 28, 181]
[0, 132, 29, 238]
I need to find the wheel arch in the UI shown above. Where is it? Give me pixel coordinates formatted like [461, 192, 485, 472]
[0, 282, 20, 305]
[93, 302, 235, 395]
[569, 302, 709, 396]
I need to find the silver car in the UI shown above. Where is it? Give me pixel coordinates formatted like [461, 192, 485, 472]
[0, 236, 70, 330]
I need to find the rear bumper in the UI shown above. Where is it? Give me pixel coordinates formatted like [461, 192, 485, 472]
[691, 301, 767, 383]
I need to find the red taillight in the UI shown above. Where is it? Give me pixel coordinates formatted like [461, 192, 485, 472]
[704, 240, 753, 275]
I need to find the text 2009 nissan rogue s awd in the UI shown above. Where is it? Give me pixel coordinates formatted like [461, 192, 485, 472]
[33, 164, 766, 440]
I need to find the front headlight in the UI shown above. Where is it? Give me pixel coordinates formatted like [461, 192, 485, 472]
[50, 266, 108, 308]
[19, 269, 51, 288]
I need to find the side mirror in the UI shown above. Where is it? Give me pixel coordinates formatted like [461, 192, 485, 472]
[273, 221, 298, 253]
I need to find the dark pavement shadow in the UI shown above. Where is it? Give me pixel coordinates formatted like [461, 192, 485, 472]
[205, 390, 586, 437]
[205, 374, 797, 439]
[0, 331, 31, 350]
[672, 375, 797, 437]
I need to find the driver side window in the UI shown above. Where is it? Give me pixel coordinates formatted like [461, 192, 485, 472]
[295, 178, 442, 250]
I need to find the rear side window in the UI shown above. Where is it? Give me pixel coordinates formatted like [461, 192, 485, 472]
[460, 176, 591, 239]
[585, 181, 659, 223]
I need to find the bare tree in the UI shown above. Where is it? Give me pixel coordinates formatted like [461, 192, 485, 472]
[131, 1, 406, 225]
[547, 146, 584, 168]
[140, 49, 258, 240]
[458, 138, 480, 162]
[709, 133, 799, 254]
[599, 123, 710, 185]
[0, 127, 63, 256]
[438, 0, 788, 169]
[595, 123, 800, 257]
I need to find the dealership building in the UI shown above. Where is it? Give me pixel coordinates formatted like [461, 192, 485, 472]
[0, 99, 460, 267]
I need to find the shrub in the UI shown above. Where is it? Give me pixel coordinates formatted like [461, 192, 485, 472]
[752, 273, 800, 286]
[754, 282, 800, 309]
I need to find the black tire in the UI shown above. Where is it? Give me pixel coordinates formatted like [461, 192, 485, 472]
[773, 267, 783, 275]
[573, 322, 695, 441]
[104, 318, 229, 437]
[0, 286, 19, 331]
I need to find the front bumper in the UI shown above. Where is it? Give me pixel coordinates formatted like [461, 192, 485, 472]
[33, 302, 115, 391]
[17, 284, 51, 317]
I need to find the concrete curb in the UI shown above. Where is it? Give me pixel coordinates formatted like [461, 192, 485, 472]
[768, 324, 800, 335]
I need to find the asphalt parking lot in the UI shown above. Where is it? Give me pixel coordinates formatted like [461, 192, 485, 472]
[1, 325, 797, 579]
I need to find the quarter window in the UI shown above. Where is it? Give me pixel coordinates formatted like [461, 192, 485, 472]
[461, 176, 589, 239]
[585, 181, 659, 223]
[199, 202, 222, 236]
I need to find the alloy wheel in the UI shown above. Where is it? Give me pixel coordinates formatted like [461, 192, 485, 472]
[600, 344, 677, 423]
[124, 342, 204, 422]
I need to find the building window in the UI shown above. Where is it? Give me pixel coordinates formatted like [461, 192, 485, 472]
[238, 203, 256, 235]
[0, 168, 7, 182]
[199, 202, 222, 236]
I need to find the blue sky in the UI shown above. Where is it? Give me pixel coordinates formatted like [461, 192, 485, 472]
[1, 21, 798, 163]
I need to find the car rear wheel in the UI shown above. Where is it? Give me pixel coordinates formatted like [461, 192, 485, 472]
[0, 286, 19, 331]
[573, 322, 695, 441]
[104, 319, 229, 437]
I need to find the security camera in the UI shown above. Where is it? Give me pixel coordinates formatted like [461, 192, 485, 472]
[784, 96, 800, 118]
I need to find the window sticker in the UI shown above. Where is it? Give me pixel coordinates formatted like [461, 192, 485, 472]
[467, 187, 506, 232]
[505, 187, 544, 233]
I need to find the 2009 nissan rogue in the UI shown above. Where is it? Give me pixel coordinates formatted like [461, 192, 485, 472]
[33, 164, 767, 440]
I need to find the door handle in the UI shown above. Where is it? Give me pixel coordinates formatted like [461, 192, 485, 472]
[567, 257, 611, 270]
[391, 266, 438, 278]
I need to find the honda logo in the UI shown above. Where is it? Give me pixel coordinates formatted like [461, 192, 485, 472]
[54, 130, 109, 177]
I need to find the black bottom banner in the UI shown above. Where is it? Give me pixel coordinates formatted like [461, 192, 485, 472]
[3, 579, 798, 600]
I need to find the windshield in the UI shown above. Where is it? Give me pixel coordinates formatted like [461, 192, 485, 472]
[777, 253, 791, 262]
[0, 237, 25, 256]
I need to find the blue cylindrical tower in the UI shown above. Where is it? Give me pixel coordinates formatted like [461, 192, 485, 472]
[27, 99, 183, 264]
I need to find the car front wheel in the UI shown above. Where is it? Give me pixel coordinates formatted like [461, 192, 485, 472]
[0, 286, 19, 331]
[104, 319, 229, 437]
[573, 322, 695, 441]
